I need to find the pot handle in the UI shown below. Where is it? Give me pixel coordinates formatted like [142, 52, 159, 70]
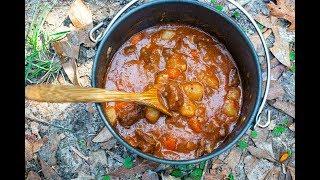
[226, 0, 271, 129]
[89, 0, 271, 128]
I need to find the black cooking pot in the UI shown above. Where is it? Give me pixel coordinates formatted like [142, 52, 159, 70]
[92, 0, 262, 165]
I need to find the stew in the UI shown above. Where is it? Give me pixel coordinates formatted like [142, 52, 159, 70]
[104, 24, 242, 160]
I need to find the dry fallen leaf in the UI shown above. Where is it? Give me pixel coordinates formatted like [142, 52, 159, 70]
[204, 159, 231, 179]
[25, 137, 48, 161]
[267, 0, 295, 30]
[263, 167, 281, 180]
[247, 146, 276, 162]
[254, 14, 277, 28]
[279, 151, 289, 163]
[26, 171, 41, 180]
[270, 64, 286, 80]
[68, 0, 92, 29]
[39, 158, 62, 180]
[287, 166, 295, 180]
[267, 80, 285, 100]
[269, 99, 295, 118]
[224, 149, 242, 171]
[92, 127, 113, 143]
[270, 26, 291, 67]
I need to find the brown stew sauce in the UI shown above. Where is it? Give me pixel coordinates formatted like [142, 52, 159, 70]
[104, 24, 242, 160]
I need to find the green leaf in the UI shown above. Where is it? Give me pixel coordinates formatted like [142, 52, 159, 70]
[190, 168, 203, 178]
[272, 125, 287, 137]
[178, 164, 187, 171]
[228, 172, 235, 180]
[215, 5, 224, 12]
[287, 149, 293, 157]
[210, 0, 217, 4]
[49, 30, 71, 42]
[238, 139, 248, 150]
[199, 161, 206, 169]
[123, 156, 133, 169]
[290, 64, 295, 72]
[233, 11, 240, 18]
[289, 51, 295, 61]
[102, 175, 110, 180]
[250, 130, 258, 139]
[187, 164, 195, 170]
[171, 169, 183, 177]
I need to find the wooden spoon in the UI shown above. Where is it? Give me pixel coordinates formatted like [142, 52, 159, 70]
[25, 84, 172, 116]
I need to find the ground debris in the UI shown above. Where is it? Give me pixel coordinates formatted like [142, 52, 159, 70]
[92, 127, 113, 143]
[25, 137, 48, 161]
[270, 26, 291, 67]
[224, 148, 242, 171]
[203, 159, 231, 179]
[267, 80, 285, 100]
[247, 146, 276, 162]
[39, 158, 62, 180]
[26, 171, 41, 180]
[268, 99, 295, 118]
[244, 155, 273, 180]
[267, 0, 295, 30]
[263, 166, 281, 180]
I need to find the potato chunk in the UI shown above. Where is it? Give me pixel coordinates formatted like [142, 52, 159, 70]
[167, 53, 187, 72]
[222, 99, 238, 117]
[165, 83, 184, 111]
[182, 82, 204, 101]
[226, 87, 241, 100]
[155, 71, 169, 84]
[145, 107, 160, 124]
[179, 99, 196, 117]
[161, 30, 175, 40]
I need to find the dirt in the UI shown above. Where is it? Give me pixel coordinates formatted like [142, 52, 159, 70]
[25, 0, 295, 179]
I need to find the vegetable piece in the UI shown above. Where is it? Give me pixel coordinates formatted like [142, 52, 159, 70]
[222, 100, 238, 117]
[155, 71, 169, 84]
[182, 82, 204, 101]
[131, 33, 144, 45]
[179, 99, 196, 117]
[226, 87, 241, 100]
[115, 102, 144, 128]
[145, 107, 160, 124]
[163, 135, 177, 150]
[105, 106, 117, 126]
[188, 117, 203, 133]
[195, 106, 206, 117]
[167, 53, 187, 72]
[199, 72, 219, 89]
[191, 49, 199, 59]
[167, 68, 182, 79]
[165, 83, 184, 111]
[161, 30, 175, 40]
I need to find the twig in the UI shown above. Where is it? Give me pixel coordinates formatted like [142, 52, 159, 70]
[26, 116, 73, 132]
[70, 146, 89, 161]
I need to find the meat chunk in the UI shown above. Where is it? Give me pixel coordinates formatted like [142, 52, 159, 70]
[135, 129, 158, 153]
[165, 83, 184, 111]
[115, 102, 144, 128]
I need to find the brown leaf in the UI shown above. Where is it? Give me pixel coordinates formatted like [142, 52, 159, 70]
[92, 127, 113, 143]
[270, 26, 291, 67]
[62, 58, 81, 86]
[270, 64, 286, 80]
[25, 137, 48, 161]
[267, 80, 285, 100]
[247, 146, 276, 162]
[254, 14, 277, 28]
[263, 167, 281, 180]
[26, 171, 41, 180]
[287, 166, 295, 180]
[267, 0, 295, 30]
[269, 99, 295, 118]
[224, 149, 242, 171]
[109, 158, 159, 178]
[68, 0, 92, 29]
[263, 28, 272, 39]
[39, 159, 62, 180]
[52, 35, 79, 60]
[204, 159, 231, 179]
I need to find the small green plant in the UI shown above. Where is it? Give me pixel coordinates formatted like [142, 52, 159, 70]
[272, 120, 289, 137]
[238, 139, 248, 150]
[102, 175, 110, 180]
[215, 5, 224, 12]
[228, 172, 235, 180]
[171, 169, 183, 177]
[25, 1, 68, 84]
[290, 64, 295, 72]
[289, 51, 295, 61]
[210, 0, 217, 4]
[199, 161, 206, 169]
[123, 156, 133, 169]
[190, 168, 203, 180]
[250, 130, 258, 138]
[232, 11, 240, 18]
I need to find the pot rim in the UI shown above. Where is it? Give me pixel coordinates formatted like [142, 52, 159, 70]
[92, 0, 262, 165]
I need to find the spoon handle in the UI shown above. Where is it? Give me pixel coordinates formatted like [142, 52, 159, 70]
[25, 84, 141, 103]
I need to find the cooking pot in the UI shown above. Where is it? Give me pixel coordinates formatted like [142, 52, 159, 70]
[91, 0, 270, 165]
